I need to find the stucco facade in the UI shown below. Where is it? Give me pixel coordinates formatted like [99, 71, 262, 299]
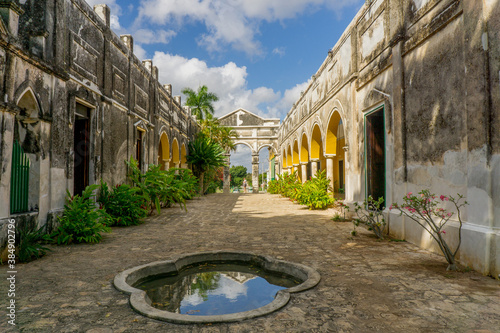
[278, 0, 500, 277]
[0, 0, 197, 259]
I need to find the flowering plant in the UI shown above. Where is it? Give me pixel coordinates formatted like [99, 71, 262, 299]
[351, 196, 386, 239]
[390, 189, 468, 271]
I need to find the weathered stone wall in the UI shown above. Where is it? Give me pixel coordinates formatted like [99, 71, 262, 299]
[279, 0, 500, 277]
[0, 0, 197, 260]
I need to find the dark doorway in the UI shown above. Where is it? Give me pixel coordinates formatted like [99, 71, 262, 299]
[74, 104, 90, 197]
[365, 108, 385, 205]
[136, 129, 144, 171]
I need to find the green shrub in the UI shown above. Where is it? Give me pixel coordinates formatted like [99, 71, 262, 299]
[17, 224, 51, 263]
[296, 170, 335, 209]
[52, 185, 111, 244]
[171, 168, 199, 200]
[98, 182, 147, 226]
[126, 157, 191, 215]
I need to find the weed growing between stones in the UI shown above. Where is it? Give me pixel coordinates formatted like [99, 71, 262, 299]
[390, 190, 468, 271]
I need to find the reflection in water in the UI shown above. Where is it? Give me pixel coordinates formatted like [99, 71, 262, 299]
[135, 262, 301, 316]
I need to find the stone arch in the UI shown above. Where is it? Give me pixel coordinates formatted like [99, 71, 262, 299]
[292, 139, 300, 165]
[158, 132, 170, 170]
[13, 88, 44, 215]
[180, 143, 187, 168]
[325, 109, 347, 192]
[325, 110, 342, 155]
[16, 87, 42, 118]
[170, 137, 180, 169]
[310, 123, 324, 160]
[300, 132, 309, 163]
[234, 141, 255, 154]
[257, 143, 277, 155]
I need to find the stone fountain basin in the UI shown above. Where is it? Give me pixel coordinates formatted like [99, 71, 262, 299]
[113, 251, 321, 324]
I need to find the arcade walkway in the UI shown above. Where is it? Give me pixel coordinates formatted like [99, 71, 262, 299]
[4, 194, 499, 332]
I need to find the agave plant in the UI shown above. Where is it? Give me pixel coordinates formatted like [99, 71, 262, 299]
[187, 136, 227, 195]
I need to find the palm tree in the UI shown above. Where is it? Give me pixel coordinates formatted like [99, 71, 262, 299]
[199, 118, 239, 152]
[187, 136, 227, 195]
[182, 85, 219, 121]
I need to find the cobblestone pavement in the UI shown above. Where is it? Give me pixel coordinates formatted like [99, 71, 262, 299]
[1, 193, 499, 332]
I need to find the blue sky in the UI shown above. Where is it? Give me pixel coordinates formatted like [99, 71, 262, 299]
[84, 0, 363, 171]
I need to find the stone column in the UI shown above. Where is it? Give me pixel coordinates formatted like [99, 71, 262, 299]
[223, 153, 230, 194]
[174, 162, 180, 174]
[310, 159, 319, 177]
[163, 159, 171, 170]
[293, 164, 300, 178]
[301, 162, 308, 183]
[325, 155, 335, 191]
[268, 157, 273, 181]
[252, 153, 259, 193]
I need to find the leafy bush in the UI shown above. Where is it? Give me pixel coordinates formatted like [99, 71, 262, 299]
[170, 168, 199, 200]
[98, 182, 147, 226]
[351, 196, 386, 239]
[269, 170, 334, 210]
[52, 185, 111, 244]
[126, 157, 192, 215]
[296, 170, 335, 209]
[390, 190, 468, 271]
[17, 224, 51, 263]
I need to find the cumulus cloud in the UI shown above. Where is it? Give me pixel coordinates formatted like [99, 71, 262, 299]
[133, 29, 177, 45]
[134, 44, 148, 60]
[153, 52, 288, 118]
[137, 0, 360, 56]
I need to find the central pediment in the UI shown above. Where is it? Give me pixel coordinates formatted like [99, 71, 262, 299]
[219, 108, 279, 127]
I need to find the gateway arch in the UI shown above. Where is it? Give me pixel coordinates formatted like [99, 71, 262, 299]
[218, 108, 280, 193]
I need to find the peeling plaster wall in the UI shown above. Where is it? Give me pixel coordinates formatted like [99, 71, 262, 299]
[0, 0, 198, 260]
[279, 0, 500, 277]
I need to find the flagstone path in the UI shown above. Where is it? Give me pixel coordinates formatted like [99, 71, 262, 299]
[1, 193, 499, 332]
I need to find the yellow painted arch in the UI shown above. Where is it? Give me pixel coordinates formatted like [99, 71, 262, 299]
[310, 124, 323, 160]
[326, 111, 342, 155]
[300, 132, 309, 163]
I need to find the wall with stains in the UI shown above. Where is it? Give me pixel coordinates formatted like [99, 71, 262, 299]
[278, 0, 500, 277]
[0, 0, 198, 260]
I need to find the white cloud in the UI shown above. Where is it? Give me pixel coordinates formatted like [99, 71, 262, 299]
[110, 15, 121, 30]
[133, 29, 177, 45]
[134, 44, 148, 60]
[272, 47, 286, 57]
[153, 52, 286, 118]
[84, 0, 122, 29]
[138, 0, 361, 56]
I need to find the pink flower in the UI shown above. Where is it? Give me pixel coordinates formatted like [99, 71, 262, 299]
[440, 195, 449, 201]
[447, 212, 452, 217]
[441, 230, 446, 234]
[422, 210, 428, 214]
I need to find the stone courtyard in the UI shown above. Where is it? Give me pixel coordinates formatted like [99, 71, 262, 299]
[1, 193, 498, 332]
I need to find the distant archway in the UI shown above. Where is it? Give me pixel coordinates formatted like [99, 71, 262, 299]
[218, 108, 280, 193]
[170, 138, 179, 169]
[180, 143, 187, 168]
[158, 133, 170, 170]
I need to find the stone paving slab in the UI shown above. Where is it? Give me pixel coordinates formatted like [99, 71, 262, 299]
[1, 193, 499, 332]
